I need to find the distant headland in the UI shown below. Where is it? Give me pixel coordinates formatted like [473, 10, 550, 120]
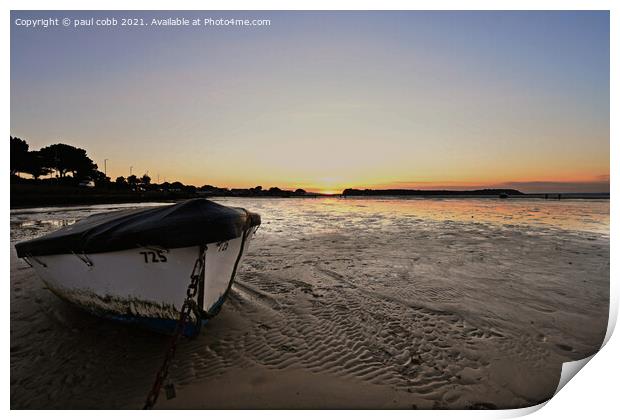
[342, 188, 524, 197]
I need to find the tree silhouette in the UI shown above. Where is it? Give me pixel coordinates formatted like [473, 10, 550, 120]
[24, 152, 52, 179]
[10, 136, 29, 175]
[11, 135, 311, 197]
[140, 174, 151, 186]
[90, 170, 110, 187]
[39, 143, 97, 179]
[127, 175, 138, 191]
[171, 181, 184, 190]
[115, 176, 129, 190]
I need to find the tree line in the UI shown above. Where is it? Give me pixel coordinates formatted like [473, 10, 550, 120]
[10, 136, 159, 191]
[11, 136, 104, 182]
[10, 136, 310, 196]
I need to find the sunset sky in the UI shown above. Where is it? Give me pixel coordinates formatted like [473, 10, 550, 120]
[11, 11, 609, 193]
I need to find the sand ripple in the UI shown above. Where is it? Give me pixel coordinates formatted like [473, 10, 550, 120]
[11, 198, 609, 409]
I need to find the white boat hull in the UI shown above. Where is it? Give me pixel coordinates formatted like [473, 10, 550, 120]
[24, 228, 256, 334]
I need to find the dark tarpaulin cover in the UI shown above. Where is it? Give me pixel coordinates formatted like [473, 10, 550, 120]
[15, 199, 261, 257]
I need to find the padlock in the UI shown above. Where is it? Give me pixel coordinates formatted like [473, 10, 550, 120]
[164, 383, 176, 400]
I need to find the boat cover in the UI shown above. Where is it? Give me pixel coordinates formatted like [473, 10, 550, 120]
[15, 199, 261, 257]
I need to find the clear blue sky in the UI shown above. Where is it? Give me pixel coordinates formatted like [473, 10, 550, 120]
[11, 11, 609, 193]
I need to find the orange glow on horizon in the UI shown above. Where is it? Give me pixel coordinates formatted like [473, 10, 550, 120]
[167, 166, 609, 194]
[157, 174, 609, 195]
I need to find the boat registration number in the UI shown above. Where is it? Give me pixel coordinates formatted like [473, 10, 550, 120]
[140, 250, 168, 263]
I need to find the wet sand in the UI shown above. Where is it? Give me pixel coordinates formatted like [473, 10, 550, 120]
[10, 198, 609, 409]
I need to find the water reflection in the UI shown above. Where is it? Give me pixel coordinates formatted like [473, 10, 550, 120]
[9, 197, 609, 245]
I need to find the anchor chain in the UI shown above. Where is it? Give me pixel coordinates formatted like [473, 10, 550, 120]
[143, 244, 206, 410]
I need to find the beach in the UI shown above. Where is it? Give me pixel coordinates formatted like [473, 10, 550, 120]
[10, 197, 609, 409]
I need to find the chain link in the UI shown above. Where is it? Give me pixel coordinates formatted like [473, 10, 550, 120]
[143, 245, 206, 410]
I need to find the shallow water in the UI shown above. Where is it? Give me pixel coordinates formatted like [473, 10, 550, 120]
[10, 197, 610, 243]
[10, 197, 610, 409]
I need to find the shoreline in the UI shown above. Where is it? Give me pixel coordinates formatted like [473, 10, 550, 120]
[11, 182, 609, 210]
[11, 183, 609, 210]
[9, 194, 326, 210]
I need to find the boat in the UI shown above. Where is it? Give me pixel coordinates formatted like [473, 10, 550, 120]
[14, 199, 261, 336]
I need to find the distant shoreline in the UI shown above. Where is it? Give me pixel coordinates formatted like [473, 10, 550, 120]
[10, 184, 609, 209]
[342, 189, 609, 200]
[9, 183, 324, 209]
